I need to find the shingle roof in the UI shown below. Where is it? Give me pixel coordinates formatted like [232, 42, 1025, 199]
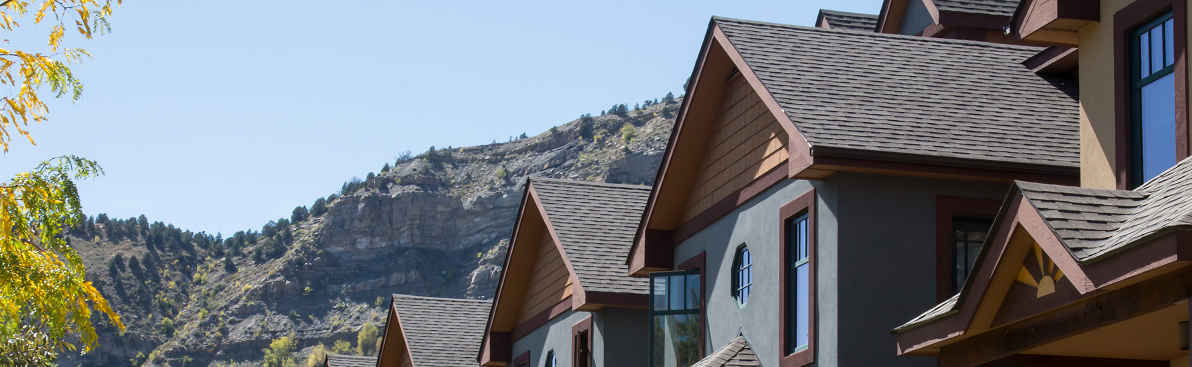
[1020, 157, 1192, 261]
[392, 295, 492, 367]
[713, 17, 1079, 169]
[818, 10, 878, 32]
[896, 157, 1192, 332]
[325, 354, 375, 367]
[532, 178, 651, 294]
[933, 0, 1019, 16]
[691, 336, 763, 367]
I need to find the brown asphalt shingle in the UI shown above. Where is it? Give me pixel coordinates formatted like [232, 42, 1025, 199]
[325, 354, 376, 367]
[532, 178, 651, 295]
[392, 294, 492, 367]
[818, 10, 878, 32]
[713, 17, 1079, 169]
[691, 336, 763, 367]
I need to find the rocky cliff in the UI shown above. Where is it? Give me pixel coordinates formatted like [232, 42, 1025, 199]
[64, 97, 680, 367]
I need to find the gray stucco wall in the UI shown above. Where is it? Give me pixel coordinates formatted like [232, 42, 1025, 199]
[672, 179, 833, 367]
[510, 306, 648, 367]
[834, 172, 1009, 367]
[898, 0, 935, 35]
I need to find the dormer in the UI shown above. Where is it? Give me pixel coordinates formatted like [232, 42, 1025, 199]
[877, 0, 1026, 43]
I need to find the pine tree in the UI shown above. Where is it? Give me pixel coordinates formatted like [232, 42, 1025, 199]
[664, 92, 674, 103]
[381, 163, 390, 173]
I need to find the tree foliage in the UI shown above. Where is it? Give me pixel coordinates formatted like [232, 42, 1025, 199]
[0, 156, 123, 353]
[356, 322, 379, 356]
[264, 335, 297, 367]
[0, 0, 122, 153]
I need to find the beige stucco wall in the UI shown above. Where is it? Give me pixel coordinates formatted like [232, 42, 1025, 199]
[1078, 0, 1192, 189]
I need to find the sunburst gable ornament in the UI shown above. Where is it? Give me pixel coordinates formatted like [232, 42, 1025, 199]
[1015, 243, 1064, 298]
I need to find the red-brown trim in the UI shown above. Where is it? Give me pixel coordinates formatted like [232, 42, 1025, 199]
[512, 350, 531, 367]
[376, 300, 416, 367]
[582, 292, 649, 309]
[1023, 46, 1079, 74]
[511, 296, 573, 343]
[795, 147, 1080, 186]
[877, 0, 911, 34]
[571, 315, 593, 367]
[935, 196, 1003, 303]
[1014, 0, 1099, 45]
[678, 252, 707, 358]
[1114, 0, 1189, 189]
[976, 355, 1167, 367]
[937, 10, 1009, 30]
[480, 181, 535, 366]
[673, 161, 790, 244]
[779, 189, 816, 367]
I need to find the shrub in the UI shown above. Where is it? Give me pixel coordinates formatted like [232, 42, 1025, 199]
[263, 336, 297, 367]
[495, 168, 509, 180]
[160, 317, 175, 336]
[375, 296, 384, 307]
[357, 323, 380, 356]
[621, 124, 637, 144]
[311, 197, 328, 217]
[304, 343, 328, 367]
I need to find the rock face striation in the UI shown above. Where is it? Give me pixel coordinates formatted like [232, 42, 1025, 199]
[63, 98, 681, 367]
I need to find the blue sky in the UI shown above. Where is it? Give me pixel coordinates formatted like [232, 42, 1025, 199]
[0, 0, 877, 236]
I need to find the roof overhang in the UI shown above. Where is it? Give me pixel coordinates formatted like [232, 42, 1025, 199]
[895, 184, 1192, 363]
[1011, 0, 1100, 47]
[376, 300, 414, 367]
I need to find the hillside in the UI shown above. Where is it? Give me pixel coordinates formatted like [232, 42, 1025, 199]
[63, 96, 681, 367]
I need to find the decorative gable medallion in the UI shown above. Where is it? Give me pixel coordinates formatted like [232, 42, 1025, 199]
[1015, 243, 1065, 298]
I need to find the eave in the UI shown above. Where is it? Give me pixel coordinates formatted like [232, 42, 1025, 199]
[1012, 0, 1100, 47]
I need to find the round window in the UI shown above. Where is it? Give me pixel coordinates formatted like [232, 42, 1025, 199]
[733, 245, 752, 307]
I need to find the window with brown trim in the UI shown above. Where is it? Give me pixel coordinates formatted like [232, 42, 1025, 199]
[779, 189, 815, 367]
[572, 316, 592, 367]
[935, 196, 1001, 302]
[1115, 0, 1189, 189]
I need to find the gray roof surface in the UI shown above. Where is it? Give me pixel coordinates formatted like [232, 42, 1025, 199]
[713, 17, 1079, 169]
[325, 354, 376, 367]
[818, 9, 878, 32]
[691, 336, 763, 367]
[532, 178, 651, 294]
[896, 157, 1192, 332]
[392, 294, 492, 367]
[933, 0, 1019, 16]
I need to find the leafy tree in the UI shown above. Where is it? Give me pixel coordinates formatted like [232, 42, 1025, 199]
[0, 157, 123, 355]
[0, 325, 61, 367]
[303, 343, 328, 367]
[621, 124, 637, 144]
[311, 197, 328, 217]
[264, 335, 297, 367]
[495, 168, 509, 180]
[159, 317, 174, 336]
[331, 340, 352, 354]
[291, 205, 309, 223]
[357, 323, 379, 356]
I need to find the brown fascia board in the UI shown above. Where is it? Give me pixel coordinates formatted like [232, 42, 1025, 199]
[1023, 46, 1079, 74]
[938, 10, 1010, 30]
[1012, 0, 1099, 46]
[801, 146, 1080, 185]
[377, 301, 415, 367]
[478, 181, 535, 366]
[894, 185, 1192, 356]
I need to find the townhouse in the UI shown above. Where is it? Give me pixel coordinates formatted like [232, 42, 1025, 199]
[373, 294, 491, 367]
[895, 0, 1192, 366]
[477, 179, 653, 367]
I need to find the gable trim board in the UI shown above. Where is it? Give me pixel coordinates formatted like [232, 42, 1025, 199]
[628, 16, 1081, 277]
[1113, 0, 1190, 189]
[480, 179, 651, 366]
[893, 177, 1192, 363]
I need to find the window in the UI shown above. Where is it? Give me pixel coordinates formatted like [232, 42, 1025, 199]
[545, 351, 556, 367]
[951, 216, 994, 294]
[572, 317, 591, 367]
[732, 245, 752, 307]
[1132, 11, 1178, 186]
[649, 270, 701, 367]
[780, 189, 815, 367]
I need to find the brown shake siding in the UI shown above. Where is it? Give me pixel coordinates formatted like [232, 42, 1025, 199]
[681, 73, 789, 224]
[517, 231, 573, 325]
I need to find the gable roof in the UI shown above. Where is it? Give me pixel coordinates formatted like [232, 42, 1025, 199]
[533, 178, 651, 294]
[817, 9, 879, 32]
[393, 295, 491, 367]
[933, 0, 1020, 17]
[691, 336, 763, 367]
[895, 157, 1192, 334]
[714, 16, 1079, 169]
[325, 354, 376, 367]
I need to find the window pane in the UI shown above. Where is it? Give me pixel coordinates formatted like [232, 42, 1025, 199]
[954, 239, 966, 290]
[1141, 31, 1152, 78]
[798, 218, 809, 260]
[795, 263, 810, 349]
[1141, 73, 1177, 182]
[653, 276, 668, 311]
[652, 314, 701, 367]
[1152, 26, 1165, 73]
[1166, 19, 1176, 67]
[670, 275, 685, 311]
[685, 274, 700, 310]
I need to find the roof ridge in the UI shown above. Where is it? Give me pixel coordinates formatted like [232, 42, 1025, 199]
[531, 177, 652, 191]
[818, 9, 878, 17]
[711, 15, 1042, 52]
[391, 294, 493, 303]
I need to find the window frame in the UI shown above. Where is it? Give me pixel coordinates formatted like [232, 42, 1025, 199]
[732, 244, 752, 308]
[779, 189, 816, 367]
[935, 196, 1001, 303]
[571, 316, 592, 367]
[647, 252, 706, 367]
[1115, 0, 1190, 190]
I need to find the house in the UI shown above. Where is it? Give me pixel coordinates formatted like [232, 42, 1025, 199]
[626, 14, 1081, 367]
[477, 179, 653, 367]
[375, 294, 491, 367]
[324, 354, 375, 367]
[895, 0, 1192, 365]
